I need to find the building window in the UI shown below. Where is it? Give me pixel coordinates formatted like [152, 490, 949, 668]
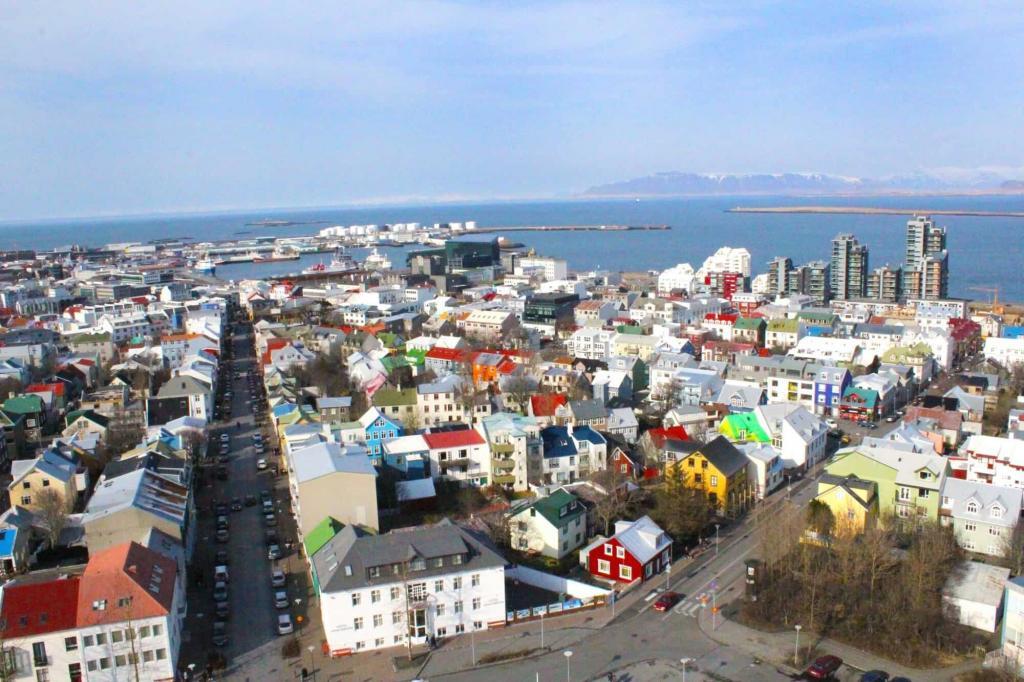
[966, 501, 978, 513]
[989, 527, 1002, 537]
[965, 521, 977, 531]
[619, 565, 632, 580]
[355, 641, 364, 651]
[471, 574, 480, 587]
[597, 559, 610, 574]
[83, 635, 94, 647]
[152, 625, 162, 637]
[455, 624, 465, 634]
[371, 590, 381, 603]
[604, 545, 612, 556]
[472, 598, 481, 610]
[139, 626, 151, 638]
[992, 507, 1004, 519]
[409, 583, 426, 600]
[64, 636, 78, 652]
[452, 555, 462, 565]
[436, 627, 447, 637]
[115, 655, 127, 667]
[98, 658, 111, 670]
[410, 558, 426, 571]
[390, 587, 401, 601]
[616, 546, 625, 559]
[392, 611, 403, 624]
[436, 604, 445, 616]
[454, 601, 463, 614]
[434, 580, 444, 593]
[373, 614, 383, 627]
[710, 475, 718, 487]
[453, 577, 462, 590]
[353, 617, 363, 630]
[95, 633, 107, 645]
[394, 635, 404, 644]
[32, 642, 47, 667]
[87, 661, 98, 672]
[143, 651, 154, 663]
[352, 593, 361, 606]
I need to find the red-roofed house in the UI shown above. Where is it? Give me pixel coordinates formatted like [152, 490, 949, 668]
[422, 428, 491, 486]
[581, 515, 672, 584]
[25, 382, 68, 412]
[948, 318, 982, 361]
[76, 541, 183, 679]
[0, 574, 84, 678]
[703, 313, 739, 341]
[425, 347, 468, 376]
[528, 393, 568, 427]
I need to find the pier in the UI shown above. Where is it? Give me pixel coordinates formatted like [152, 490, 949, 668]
[471, 224, 669, 233]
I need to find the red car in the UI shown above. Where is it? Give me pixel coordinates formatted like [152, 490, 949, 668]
[652, 592, 680, 612]
[804, 655, 843, 680]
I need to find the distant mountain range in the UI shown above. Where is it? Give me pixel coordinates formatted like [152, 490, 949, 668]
[582, 171, 1024, 197]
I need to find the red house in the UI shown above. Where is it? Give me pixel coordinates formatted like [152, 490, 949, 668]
[582, 516, 672, 584]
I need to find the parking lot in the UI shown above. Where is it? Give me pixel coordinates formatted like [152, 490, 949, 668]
[179, 317, 313, 677]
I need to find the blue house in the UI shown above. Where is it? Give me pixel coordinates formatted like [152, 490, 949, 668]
[539, 424, 608, 485]
[0, 525, 28, 576]
[358, 407, 404, 464]
[813, 366, 851, 417]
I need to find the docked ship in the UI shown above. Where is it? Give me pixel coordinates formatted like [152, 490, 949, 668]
[362, 248, 392, 271]
[193, 257, 216, 275]
[302, 248, 358, 275]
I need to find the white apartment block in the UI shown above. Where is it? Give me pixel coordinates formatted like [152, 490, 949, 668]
[312, 524, 507, 656]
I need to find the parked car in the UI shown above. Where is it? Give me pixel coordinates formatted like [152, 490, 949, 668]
[216, 515, 229, 531]
[216, 529, 230, 543]
[212, 621, 228, 647]
[860, 672, 890, 682]
[653, 592, 680, 612]
[213, 582, 229, 602]
[264, 529, 279, 547]
[263, 513, 277, 527]
[214, 565, 229, 582]
[271, 570, 287, 588]
[220, 434, 230, 443]
[274, 590, 289, 609]
[215, 550, 230, 564]
[215, 502, 229, 516]
[244, 494, 257, 507]
[257, 458, 268, 471]
[277, 614, 294, 635]
[268, 544, 282, 560]
[215, 601, 230, 620]
[804, 655, 843, 680]
[260, 490, 272, 504]
[231, 497, 243, 512]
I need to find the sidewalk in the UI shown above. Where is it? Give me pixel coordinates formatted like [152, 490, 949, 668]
[695, 591, 982, 681]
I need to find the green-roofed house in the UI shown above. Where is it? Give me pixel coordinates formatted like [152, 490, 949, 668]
[62, 409, 110, 440]
[766, 318, 804, 351]
[372, 387, 418, 426]
[508, 488, 588, 560]
[3, 394, 46, 445]
[719, 412, 770, 443]
[732, 317, 767, 347]
[839, 386, 879, 423]
[305, 516, 345, 559]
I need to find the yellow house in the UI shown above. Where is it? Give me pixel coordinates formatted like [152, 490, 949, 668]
[8, 449, 80, 514]
[674, 435, 751, 516]
[812, 473, 878, 538]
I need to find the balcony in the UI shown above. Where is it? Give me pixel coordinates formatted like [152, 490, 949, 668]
[493, 474, 516, 486]
[440, 458, 471, 470]
[491, 443, 515, 455]
[492, 459, 516, 472]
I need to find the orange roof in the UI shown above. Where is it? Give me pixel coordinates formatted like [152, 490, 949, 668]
[530, 393, 567, 417]
[1, 575, 80, 638]
[76, 542, 177, 627]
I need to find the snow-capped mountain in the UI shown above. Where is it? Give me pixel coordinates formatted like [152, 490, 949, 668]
[582, 171, 1023, 197]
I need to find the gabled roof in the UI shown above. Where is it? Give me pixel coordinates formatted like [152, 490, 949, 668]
[77, 541, 177, 627]
[817, 473, 877, 510]
[288, 442, 376, 483]
[514, 489, 585, 527]
[422, 428, 485, 450]
[608, 515, 671, 564]
[693, 436, 748, 477]
[530, 393, 567, 417]
[0, 573, 81, 638]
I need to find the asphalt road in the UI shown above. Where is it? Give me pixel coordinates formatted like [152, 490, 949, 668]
[180, 319, 307, 675]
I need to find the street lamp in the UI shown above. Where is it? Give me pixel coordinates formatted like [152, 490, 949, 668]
[680, 657, 693, 682]
[564, 650, 573, 682]
[794, 624, 802, 666]
[306, 644, 315, 681]
[714, 524, 720, 557]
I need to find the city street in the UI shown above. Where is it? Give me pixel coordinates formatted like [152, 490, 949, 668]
[179, 318, 312, 679]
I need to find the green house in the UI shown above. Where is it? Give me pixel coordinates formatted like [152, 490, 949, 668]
[824, 446, 949, 523]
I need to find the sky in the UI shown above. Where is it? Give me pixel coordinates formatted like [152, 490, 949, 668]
[1, 1, 1022, 221]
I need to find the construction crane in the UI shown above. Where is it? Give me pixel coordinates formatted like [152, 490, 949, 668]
[969, 286, 1004, 314]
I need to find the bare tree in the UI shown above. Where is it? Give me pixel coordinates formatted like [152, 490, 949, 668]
[590, 468, 643, 536]
[502, 374, 534, 415]
[1002, 522, 1024, 576]
[36, 488, 70, 549]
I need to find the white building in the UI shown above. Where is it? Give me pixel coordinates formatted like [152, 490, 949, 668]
[311, 522, 507, 656]
[985, 337, 1024, 369]
[697, 246, 751, 278]
[962, 435, 1024, 490]
[508, 488, 588, 560]
[517, 256, 568, 282]
[657, 263, 696, 295]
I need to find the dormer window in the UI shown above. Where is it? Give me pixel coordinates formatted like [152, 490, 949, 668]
[410, 558, 426, 572]
[992, 506, 1004, 519]
[966, 501, 978, 514]
[918, 472, 928, 480]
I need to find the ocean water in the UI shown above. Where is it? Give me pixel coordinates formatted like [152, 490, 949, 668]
[4, 195, 1024, 300]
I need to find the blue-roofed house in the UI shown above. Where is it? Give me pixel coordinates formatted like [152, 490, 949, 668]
[0, 524, 29, 576]
[539, 424, 607, 485]
[357, 407, 404, 465]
